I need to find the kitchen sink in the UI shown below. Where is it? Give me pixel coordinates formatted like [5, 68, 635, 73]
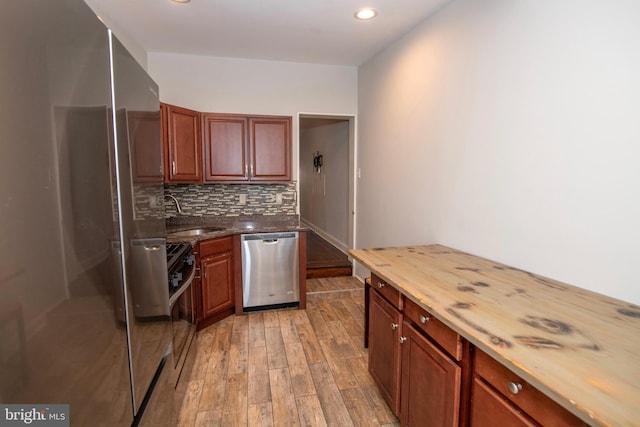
[167, 227, 224, 237]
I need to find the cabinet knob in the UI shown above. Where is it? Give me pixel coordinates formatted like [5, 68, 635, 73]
[399, 336, 407, 344]
[419, 315, 429, 324]
[377, 282, 385, 288]
[508, 381, 523, 395]
[391, 323, 398, 330]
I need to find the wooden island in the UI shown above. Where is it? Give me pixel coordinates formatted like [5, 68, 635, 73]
[350, 244, 640, 427]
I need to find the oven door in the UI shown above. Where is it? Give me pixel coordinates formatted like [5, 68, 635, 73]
[169, 266, 196, 382]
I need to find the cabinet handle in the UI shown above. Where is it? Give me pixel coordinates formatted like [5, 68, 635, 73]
[250, 164, 254, 176]
[377, 282, 385, 288]
[391, 323, 398, 330]
[399, 336, 407, 344]
[172, 160, 177, 175]
[420, 315, 429, 324]
[508, 381, 523, 395]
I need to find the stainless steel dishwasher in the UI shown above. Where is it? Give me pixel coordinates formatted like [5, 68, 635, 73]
[241, 232, 299, 311]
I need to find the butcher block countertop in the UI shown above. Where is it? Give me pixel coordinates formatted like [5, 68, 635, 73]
[349, 244, 640, 427]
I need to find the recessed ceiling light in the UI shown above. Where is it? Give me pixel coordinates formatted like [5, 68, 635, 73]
[354, 8, 378, 20]
[171, 0, 191, 3]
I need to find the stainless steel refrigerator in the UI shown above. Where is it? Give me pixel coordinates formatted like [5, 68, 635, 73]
[0, 0, 174, 425]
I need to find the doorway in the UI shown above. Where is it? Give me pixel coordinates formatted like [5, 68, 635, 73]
[298, 114, 356, 257]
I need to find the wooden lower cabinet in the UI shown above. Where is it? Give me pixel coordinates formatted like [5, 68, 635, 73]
[368, 274, 466, 424]
[197, 236, 235, 329]
[368, 287, 402, 416]
[471, 349, 588, 427]
[471, 378, 537, 427]
[400, 321, 461, 427]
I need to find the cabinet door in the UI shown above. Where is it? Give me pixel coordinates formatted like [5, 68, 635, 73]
[471, 378, 537, 427]
[248, 117, 291, 181]
[201, 250, 234, 318]
[128, 110, 163, 183]
[400, 322, 461, 427]
[369, 288, 402, 416]
[163, 103, 202, 182]
[203, 114, 249, 181]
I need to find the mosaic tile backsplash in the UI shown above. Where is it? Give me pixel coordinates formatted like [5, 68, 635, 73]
[164, 183, 298, 218]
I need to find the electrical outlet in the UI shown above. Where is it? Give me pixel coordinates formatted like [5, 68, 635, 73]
[239, 194, 247, 205]
[276, 193, 283, 204]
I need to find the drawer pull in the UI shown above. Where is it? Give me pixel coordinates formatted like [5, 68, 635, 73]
[377, 282, 385, 288]
[420, 315, 429, 324]
[391, 323, 398, 330]
[508, 381, 523, 395]
[399, 336, 407, 344]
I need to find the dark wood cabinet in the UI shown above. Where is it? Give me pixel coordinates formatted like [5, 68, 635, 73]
[162, 103, 202, 183]
[202, 113, 291, 183]
[471, 349, 588, 427]
[202, 114, 248, 181]
[368, 274, 469, 425]
[127, 110, 163, 183]
[196, 237, 235, 330]
[400, 321, 461, 427]
[368, 286, 402, 416]
[248, 117, 291, 182]
[470, 378, 537, 427]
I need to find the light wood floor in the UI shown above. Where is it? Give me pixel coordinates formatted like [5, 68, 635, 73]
[176, 277, 399, 427]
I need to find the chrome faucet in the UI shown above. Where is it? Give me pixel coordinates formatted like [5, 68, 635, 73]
[164, 194, 183, 214]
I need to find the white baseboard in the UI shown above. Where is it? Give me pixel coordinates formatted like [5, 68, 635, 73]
[301, 219, 349, 256]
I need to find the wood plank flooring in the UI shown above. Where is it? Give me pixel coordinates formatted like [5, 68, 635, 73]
[306, 231, 352, 278]
[176, 277, 398, 427]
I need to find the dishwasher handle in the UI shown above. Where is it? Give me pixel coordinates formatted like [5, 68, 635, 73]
[242, 232, 298, 242]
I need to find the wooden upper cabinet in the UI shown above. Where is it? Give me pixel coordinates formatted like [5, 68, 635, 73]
[203, 113, 292, 183]
[162, 103, 202, 183]
[249, 117, 292, 182]
[203, 114, 249, 181]
[128, 110, 163, 183]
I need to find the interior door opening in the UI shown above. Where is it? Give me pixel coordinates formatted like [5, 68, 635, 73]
[298, 114, 356, 256]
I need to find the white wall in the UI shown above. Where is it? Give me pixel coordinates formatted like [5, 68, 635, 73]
[147, 53, 358, 182]
[83, 0, 148, 69]
[357, 0, 640, 304]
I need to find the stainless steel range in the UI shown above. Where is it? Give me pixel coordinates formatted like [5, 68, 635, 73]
[166, 242, 197, 385]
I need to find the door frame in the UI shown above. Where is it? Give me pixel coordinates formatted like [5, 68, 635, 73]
[296, 112, 358, 256]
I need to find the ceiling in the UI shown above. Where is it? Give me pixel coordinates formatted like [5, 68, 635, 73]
[85, 0, 450, 66]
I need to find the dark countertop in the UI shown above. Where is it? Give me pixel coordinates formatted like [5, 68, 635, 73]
[165, 214, 307, 244]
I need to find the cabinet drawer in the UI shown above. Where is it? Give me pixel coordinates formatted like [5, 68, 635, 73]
[404, 297, 462, 361]
[471, 377, 536, 427]
[199, 236, 233, 257]
[371, 273, 403, 310]
[474, 349, 587, 426]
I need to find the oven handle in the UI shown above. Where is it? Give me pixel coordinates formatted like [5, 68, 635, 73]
[169, 265, 196, 308]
